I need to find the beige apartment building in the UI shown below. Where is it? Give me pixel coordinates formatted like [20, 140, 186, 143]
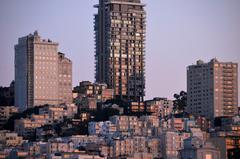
[0, 106, 18, 127]
[145, 97, 173, 118]
[187, 58, 238, 120]
[15, 31, 72, 110]
[0, 106, 18, 121]
[74, 81, 114, 102]
[94, 0, 146, 102]
[58, 52, 72, 104]
[0, 130, 23, 147]
[160, 130, 191, 159]
[14, 114, 50, 136]
[110, 136, 153, 158]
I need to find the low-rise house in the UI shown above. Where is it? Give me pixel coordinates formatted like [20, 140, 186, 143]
[23, 141, 48, 157]
[49, 152, 106, 159]
[209, 135, 240, 159]
[180, 137, 220, 159]
[127, 152, 153, 159]
[190, 127, 209, 142]
[88, 122, 104, 135]
[129, 102, 145, 113]
[15, 114, 50, 136]
[195, 116, 211, 131]
[39, 104, 77, 123]
[109, 136, 156, 159]
[0, 106, 18, 127]
[0, 130, 23, 147]
[8, 149, 28, 159]
[160, 130, 191, 159]
[73, 81, 114, 103]
[36, 125, 57, 140]
[47, 138, 74, 154]
[146, 138, 161, 158]
[89, 115, 163, 137]
[145, 97, 173, 118]
[110, 115, 140, 134]
[40, 106, 65, 122]
[0, 106, 18, 121]
[171, 117, 185, 131]
[110, 137, 134, 158]
[64, 103, 78, 118]
[69, 135, 106, 148]
[81, 97, 97, 110]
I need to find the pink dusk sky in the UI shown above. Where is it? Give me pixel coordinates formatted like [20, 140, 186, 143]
[0, 0, 239, 100]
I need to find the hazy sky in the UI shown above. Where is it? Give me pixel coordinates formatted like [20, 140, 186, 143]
[0, 0, 239, 100]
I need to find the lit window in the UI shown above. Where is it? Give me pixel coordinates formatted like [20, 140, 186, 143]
[206, 154, 212, 159]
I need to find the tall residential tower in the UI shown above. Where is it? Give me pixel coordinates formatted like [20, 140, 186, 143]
[187, 59, 238, 120]
[94, 0, 146, 102]
[58, 52, 72, 104]
[15, 31, 72, 110]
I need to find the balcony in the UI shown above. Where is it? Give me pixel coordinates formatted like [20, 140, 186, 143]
[223, 78, 233, 81]
[223, 90, 233, 94]
[223, 99, 233, 103]
[223, 70, 233, 73]
[223, 73, 233, 77]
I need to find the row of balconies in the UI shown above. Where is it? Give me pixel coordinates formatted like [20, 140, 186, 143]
[222, 73, 233, 77]
[223, 97, 233, 102]
[222, 78, 234, 82]
[222, 94, 234, 98]
[222, 80, 233, 84]
[222, 89, 233, 93]
[222, 69, 233, 73]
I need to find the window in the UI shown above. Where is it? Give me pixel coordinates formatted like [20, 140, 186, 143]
[206, 154, 212, 159]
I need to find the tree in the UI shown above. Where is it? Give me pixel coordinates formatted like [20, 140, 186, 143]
[173, 91, 187, 113]
[93, 107, 120, 121]
[0, 81, 14, 106]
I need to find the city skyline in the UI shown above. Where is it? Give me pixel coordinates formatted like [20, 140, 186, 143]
[0, 0, 240, 100]
[0, 1, 239, 158]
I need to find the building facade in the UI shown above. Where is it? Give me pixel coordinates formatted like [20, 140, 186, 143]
[94, 0, 146, 102]
[180, 137, 220, 159]
[145, 97, 173, 118]
[187, 59, 238, 120]
[58, 52, 72, 104]
[160, 130, 191, 159]
[0, 106, 18, 127]
[0, 81, 14, 106]
[0, 130, 23, 147]
[73, 81, 114, 104]
[15, 31, 72, 110]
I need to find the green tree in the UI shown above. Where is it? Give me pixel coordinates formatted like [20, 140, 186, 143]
[173, 91, 187, 113]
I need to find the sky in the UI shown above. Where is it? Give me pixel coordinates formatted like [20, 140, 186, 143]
[0, 0, 240, 100]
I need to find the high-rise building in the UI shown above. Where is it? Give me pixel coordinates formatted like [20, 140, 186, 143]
[58, 52, 72, 104]
[94, 0, 146, 102]
[187, 58, 238, 120]
[15, 31, 72, 111]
